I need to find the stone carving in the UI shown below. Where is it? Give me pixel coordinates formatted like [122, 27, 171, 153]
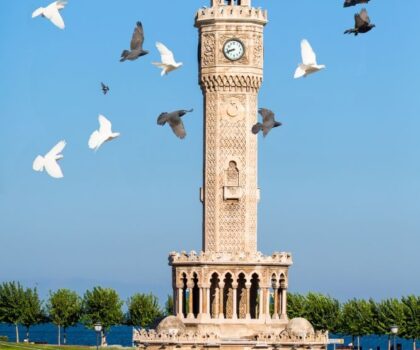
[169, 251, 293, 265]
[226, 161, 239, 186]
[202, 33, 216, 66]
[201, 74, 262, 92]
[253, 33, 263, 66]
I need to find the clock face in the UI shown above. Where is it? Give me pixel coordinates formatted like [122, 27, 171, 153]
[223, 39, 245, 61]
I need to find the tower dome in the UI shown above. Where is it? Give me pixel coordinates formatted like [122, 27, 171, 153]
[286, 318, 315, 338]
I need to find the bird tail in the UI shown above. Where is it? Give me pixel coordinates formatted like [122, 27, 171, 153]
[294, 65, 306, 79]
[344, 29, 356, 35]
[274, 122, 282, 128]
[157, 113, 168, 126]
[120, 50, 130, 62]
[252, 123, 263, 135]
[88, 131, 100, 150]
[32, 156, 45, 172]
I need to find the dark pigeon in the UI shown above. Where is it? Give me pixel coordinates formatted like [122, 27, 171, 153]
[101, 82, 109, 95]
[120, 22, 149, 62]
[252, 108, 282, 137]
[344, 8, 375, 35]
[157, 109, 194, 139]
[343, 0, 370, 8]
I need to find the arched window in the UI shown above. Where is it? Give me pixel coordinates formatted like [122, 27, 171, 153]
[223, 273, 234, 318]
[192, 273, 200, 318]
[210, 273, 220, 319]
[181, 273, 188, 318]
[237, 273, 247, 319]
[250, 273, 260, 319]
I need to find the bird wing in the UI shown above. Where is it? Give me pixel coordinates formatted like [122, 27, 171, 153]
[48, 6, 65, 29]
[259, 108, 275, 124]
[55, 0, 67, 10]
[301, 39, 317, 65]
[32, 7, 45, 18]
[156, 42, 176, 65]
[88, 130, 101, 149]
[32, 156, 45, 172]
[98, 114, 112, 134]
[130, 22, 145, 51]
[359, 8, 371, 24]
[44, 158, 64, 178]
[169, 118, 186, 139]
[46, 140, 66, 158]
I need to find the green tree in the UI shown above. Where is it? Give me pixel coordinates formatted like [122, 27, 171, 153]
[164, 295, 174, 316]
[287, 293, 306, 319]
[21, 287, 45, 342]
[400, 295, 420, 350]
[377, 298, 406, 335]
[82, 287, 124, 346]
[126, 293, 163, 329]
[339, 299, 374, 348]
[46, 289, 82, 345]
[0, 282, 26, 343]
[304, 292, 341, 332]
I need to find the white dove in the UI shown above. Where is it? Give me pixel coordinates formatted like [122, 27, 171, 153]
[33, 140, 66, 179]
[152, 42, 183, 76]
[88, 115, 120, 151]
[294, 39, 325, 79]
[32, 1, 67, 30]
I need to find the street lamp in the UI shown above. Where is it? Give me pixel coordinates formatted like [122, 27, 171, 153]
[94, 322, 102, 350]
[390, 325, 398, 350]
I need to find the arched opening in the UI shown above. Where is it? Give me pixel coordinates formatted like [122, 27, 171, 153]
[210, 273, 220, 319]
[223, 273, 234, 319]
[236, 273, 247, 319]
[269, 274, 277, 318]
[279, 274, 287, 318]
[181, 273, 188, 318]
[192, 273, 200, 318]
[250, 273, 260, 319]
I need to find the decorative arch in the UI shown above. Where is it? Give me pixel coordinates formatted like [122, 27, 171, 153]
[250, 273, 260, 319]
[209, 272, 220, 319]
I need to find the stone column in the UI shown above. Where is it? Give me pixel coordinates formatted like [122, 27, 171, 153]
[272, 283, 279, 320]
[259, 288, 264, 319]
[199, 287, 203, 316]
[265, 287, 271, 320]
[280, 286, 288, 320]
[245, 282, 251, 319]
[177, 287, 183, 319]
[219, 282, 225, 319]
[187, 281, 194, 319]
[232, 282, 238, 320]
[214, 286, 219, 318]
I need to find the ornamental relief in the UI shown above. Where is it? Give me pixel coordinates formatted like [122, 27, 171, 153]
[221, 94, 246, 121]
[201, 33, 216, 67]
[253, 33, 263, 66]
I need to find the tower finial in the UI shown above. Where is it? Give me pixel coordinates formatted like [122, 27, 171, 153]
[211, 0, 251, 7]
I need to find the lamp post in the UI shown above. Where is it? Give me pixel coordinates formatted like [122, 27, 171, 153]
[390, 325, 398, 350]
[94, 322, 102, 350]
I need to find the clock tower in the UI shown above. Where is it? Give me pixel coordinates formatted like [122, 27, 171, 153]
[197, 0, 265, 256]
[134, 1, 328, 350]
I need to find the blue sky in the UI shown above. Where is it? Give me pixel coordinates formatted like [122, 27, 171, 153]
[0, 0, 419, 305]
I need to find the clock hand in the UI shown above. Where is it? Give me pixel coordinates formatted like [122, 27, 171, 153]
[227, 48, 236, 53]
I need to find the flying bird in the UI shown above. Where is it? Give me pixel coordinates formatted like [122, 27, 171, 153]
[120, 22, 149, 62]
[32, 0, 67, 30]
[152, 42, 183, 76]
[252, 108, 282, 137]
[344, 8, 376, 35]
[343, 0, 370, 8]
[157, 109, 193, 139]
[294, 39, 326, 79]
[101, 82, 109, 95]
[33, 140, 66, 179]
[88, 115, 120, 151]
